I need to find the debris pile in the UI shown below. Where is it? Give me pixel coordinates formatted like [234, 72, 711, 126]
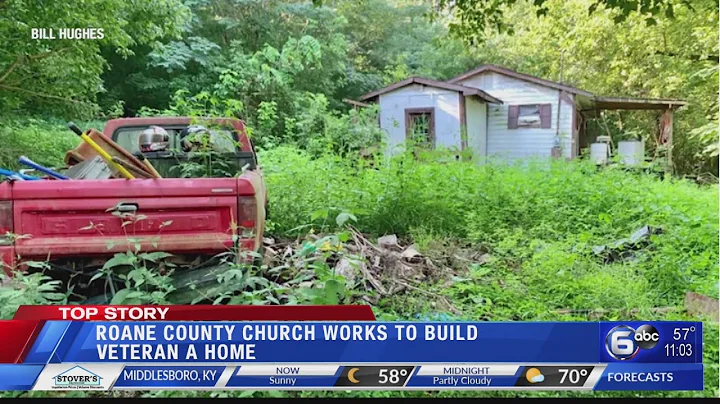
[261, 227, 462, 314]
[0, 123, 161, 183]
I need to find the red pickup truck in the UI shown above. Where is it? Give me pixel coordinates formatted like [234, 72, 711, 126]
[0, 117, 266, 300]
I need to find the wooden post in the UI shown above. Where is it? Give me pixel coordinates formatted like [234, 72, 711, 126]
[660, 108, 674, 173]
[458, 94, 467, 157]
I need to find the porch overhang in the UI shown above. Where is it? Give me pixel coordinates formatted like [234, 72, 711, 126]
[580, 96, 687, 115]
[593, 96, 687, 110]
[576, 95, 687, 172]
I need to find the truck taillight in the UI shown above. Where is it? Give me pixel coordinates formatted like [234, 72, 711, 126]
[237, 197, 257, 230]
[0, 201, 13, 245]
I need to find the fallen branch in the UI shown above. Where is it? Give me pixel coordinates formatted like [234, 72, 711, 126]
[349, 230, 388, 295]
[359, 263, 388, 295]
[655, 51, 720, 62]
[28, 48, 73, 61]
[391, 279, 462, 315]
[556, 307, 677, 315]
[0, 84, 93, 105]
[0, 48, 73, 84]
[0, 58, 20, 84]
[348, 226, 384, 254]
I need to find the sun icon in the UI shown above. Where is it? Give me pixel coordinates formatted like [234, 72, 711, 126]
[525, 368, 545, 384]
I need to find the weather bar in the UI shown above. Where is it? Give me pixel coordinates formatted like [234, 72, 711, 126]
[96, 362, 703, 391]
[407, 364, 602, 389]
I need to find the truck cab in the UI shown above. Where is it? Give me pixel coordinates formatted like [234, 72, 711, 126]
[99, 117, 259, 178]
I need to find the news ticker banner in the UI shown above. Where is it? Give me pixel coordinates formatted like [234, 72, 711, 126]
[0, 305, 704, 391]
[0, 362, 702, 391]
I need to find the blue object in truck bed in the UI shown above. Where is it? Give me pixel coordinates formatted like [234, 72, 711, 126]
[0, 168, 40, 180]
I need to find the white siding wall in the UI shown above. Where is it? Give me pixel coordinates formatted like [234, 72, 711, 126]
[379, 84, 462, 155]
[465, 96, 487, 163]
[456, 72, 574, 160]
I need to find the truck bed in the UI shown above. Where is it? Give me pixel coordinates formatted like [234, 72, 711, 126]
[0, 174, 264, 275]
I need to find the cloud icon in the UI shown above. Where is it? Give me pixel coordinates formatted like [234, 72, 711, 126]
[525, 368, 544, 384]
[530, 374, 545, 383]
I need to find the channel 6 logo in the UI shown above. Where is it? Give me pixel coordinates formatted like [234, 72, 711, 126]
[605, 325, 660, 360]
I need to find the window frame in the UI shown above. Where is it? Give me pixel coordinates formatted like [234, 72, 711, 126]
[404, 107, 436, 148]
[111, 125, 240, 155]
[508, 103, 552, 129]
[517, 105, 542, 128]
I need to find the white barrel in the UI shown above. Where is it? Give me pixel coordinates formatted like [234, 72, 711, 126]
[618, 140, 644, 166]
[590, 143, 609, 165]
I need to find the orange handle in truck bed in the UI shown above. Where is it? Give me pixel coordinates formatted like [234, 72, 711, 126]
[111, 156, 154, 179]
[65, 128, 152, 176]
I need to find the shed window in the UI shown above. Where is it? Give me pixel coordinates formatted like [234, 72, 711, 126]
[405, 108, 435, 148]
[508, 104, 552, 129]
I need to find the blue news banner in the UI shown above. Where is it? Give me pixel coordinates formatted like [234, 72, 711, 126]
[0, 321, 703, 391]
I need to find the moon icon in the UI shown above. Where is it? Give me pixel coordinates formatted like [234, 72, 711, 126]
[348, 368, 360, 384]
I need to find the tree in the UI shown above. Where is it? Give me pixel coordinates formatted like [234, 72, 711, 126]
[433, 0, 704, 43]
[99, 0, 353, 113]
[0, 0, 190, 116]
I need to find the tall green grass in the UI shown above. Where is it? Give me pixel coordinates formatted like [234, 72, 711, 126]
[261, 146, 718, 397]
[0, 117, 105, 170]
[262, 146, 717, 300]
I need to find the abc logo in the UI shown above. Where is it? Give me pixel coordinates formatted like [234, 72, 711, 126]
[605, 324, 660, 360]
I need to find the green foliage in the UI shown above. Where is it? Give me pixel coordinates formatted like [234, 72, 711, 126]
[0, 0, 191, 116]
[75, 206, 357, 307]
[139, 89, 244, 119]
[96, 0, 474, 114]
[98, 0, 720, 175]
[100, 0, 354, 114]
[146, 76, 384, 157]
[170, 152, 239, 179]
[0, 271, 70, 319]
[433, 0, 701, 42]
[213, 35, 336, 146]
[81, 211, 178, 304]
[262, 146, 718, 309]
[2, 0, 717, 174]
[139, 93, 249, 178]
[0, 117, 103, 171]
[687, 66, 719, 160]
[257, 146, 719, 397]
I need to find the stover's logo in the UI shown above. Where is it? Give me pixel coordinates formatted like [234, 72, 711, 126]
[53, 366, 103, 388]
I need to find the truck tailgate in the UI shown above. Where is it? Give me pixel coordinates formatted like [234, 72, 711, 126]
[9, 178, 256, 258]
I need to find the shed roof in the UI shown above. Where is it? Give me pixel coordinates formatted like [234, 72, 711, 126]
[449, 64, 688, 109]
[359, 77, 503, 104]
[448, 64, 595, 97]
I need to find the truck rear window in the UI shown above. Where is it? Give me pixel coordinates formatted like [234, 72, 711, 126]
[113, 126, 237, 154]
